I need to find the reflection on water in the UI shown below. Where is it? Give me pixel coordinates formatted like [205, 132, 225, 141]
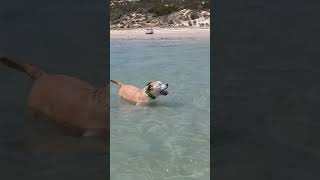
[111, 38, 210, 180]
[0, 96, 108, 180]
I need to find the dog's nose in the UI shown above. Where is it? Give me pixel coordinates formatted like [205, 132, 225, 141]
[166, 83, 168, 86]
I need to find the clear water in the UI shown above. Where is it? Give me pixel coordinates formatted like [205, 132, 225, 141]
[110, 37, 210, 180]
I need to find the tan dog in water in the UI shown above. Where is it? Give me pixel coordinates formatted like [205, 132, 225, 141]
[0, 57, 108, 138]
[110, 80, 168, 105]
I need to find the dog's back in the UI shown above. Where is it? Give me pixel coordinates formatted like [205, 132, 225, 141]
[29, 74, 108, 131]
[1, 57, 109, 137]
[118, 85, 143, 102]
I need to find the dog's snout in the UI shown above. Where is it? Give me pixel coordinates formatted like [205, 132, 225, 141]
[166, 83, 168, 86]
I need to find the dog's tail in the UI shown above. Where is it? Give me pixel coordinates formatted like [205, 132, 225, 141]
[110, 79, 123, 86]
[0, 57, 45, 80]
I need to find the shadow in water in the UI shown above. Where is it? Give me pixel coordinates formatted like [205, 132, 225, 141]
[147, 101, 185, 108]
[115, 97, 185, 107]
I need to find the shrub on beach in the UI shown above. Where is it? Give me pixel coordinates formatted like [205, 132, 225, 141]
[190, 12, 200, 20]
[147, 5, 179, 17]
[111, 8, 124, 21]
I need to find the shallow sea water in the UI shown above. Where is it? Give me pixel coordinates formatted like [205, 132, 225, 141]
[110, 36, 210, 180]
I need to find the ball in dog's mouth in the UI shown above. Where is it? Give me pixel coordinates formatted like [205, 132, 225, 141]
[160, 90, 168, 95]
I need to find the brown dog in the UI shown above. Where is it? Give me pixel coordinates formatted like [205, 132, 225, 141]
[0, 57, 108, 138]
[111, 79, 168, 105]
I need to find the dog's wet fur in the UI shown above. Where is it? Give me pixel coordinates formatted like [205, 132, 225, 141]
[0, 57, 109, 138]
[111, 80, 168, 105]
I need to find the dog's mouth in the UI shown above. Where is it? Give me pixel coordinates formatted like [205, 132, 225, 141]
[160, 86, 168, 96]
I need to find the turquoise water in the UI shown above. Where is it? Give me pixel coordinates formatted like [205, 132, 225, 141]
[110, 37, 210, 180]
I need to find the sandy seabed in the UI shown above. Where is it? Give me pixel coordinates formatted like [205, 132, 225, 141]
[110, 27, 210, 40]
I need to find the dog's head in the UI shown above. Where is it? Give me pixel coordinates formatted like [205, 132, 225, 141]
[144, 81, 169, 98]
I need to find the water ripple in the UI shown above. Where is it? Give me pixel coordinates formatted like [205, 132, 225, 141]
[111, 38, 210, 180]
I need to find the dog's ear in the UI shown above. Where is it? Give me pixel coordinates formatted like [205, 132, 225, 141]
[146, 82, 153, 90]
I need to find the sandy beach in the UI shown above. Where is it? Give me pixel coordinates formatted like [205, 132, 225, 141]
[110, 27, 210, 40]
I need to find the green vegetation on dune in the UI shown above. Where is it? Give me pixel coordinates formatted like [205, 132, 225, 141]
[111, 0, 210, 20]
[148, 4, 179, 16]
[110, 0, 211, 29]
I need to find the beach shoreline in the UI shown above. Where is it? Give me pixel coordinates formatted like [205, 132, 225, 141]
[110, 27, 210, 40]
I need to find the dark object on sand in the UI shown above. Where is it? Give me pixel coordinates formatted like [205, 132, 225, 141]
[146, 28, 154, 34]
[0, 57, 109, 138]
